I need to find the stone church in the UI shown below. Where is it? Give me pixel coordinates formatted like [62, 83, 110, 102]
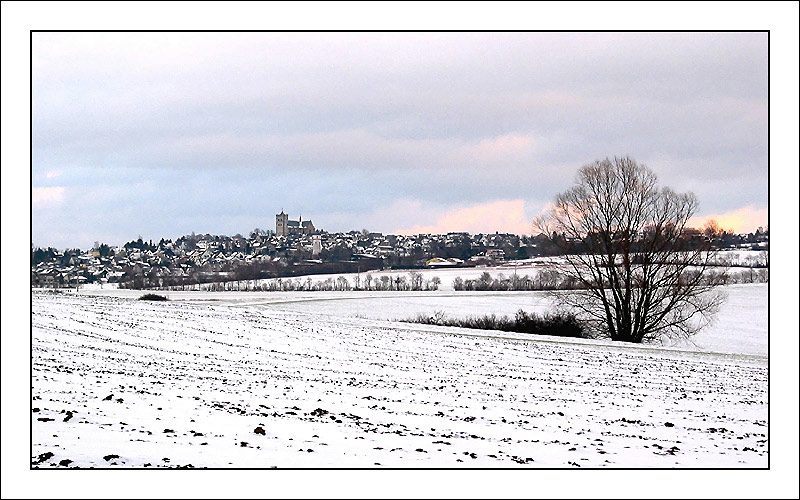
[275, 210, 316, 236]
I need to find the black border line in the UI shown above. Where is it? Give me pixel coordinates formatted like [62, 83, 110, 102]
[29, 29, 770, 472]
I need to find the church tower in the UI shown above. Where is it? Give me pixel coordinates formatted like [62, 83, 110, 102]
[276, 210, 289, 237]
[312, 234, 322, 256]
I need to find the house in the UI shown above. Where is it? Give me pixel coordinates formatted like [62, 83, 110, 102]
[485, 248, 505, 260]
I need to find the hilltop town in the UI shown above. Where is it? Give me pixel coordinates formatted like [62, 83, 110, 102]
[31, 211, 769, 289]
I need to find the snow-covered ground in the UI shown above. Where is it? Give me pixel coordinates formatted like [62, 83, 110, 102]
[74, 284, 767, 356]
[31, 284, 767, 468]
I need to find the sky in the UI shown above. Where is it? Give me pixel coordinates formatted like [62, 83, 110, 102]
[32, 31, 768, 248]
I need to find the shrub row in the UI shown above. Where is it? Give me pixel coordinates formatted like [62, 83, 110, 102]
[402, 309, 588, 339]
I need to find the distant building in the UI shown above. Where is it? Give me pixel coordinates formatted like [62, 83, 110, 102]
[485, 248, 506, 260]
[312, 234, 322, 256]
[276, 210, 317, 237]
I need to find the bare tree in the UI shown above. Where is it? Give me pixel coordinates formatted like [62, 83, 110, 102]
[408, 271, 424, 291]
[535, 157, 725, 343]
[703, 219, 722, 240]
[336, 275, 351, 291]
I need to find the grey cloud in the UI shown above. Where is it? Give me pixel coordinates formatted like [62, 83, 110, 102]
[32, 32, 767, 247]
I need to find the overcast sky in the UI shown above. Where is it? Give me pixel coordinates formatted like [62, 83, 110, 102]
[32, 31, 768, 248]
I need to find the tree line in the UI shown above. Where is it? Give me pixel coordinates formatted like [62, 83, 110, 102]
[144, 271, 442, 292]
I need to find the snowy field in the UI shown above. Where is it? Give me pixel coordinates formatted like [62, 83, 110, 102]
[31, 284, 768, 468]
[75, 284, 768, 356]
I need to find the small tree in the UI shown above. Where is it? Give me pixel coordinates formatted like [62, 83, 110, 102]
[535, 156, 725, 343]
[365, 273, 373, 291]
[409, 271, 424, 291]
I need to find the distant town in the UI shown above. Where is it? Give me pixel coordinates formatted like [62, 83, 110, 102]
[31, 211, 769, 289]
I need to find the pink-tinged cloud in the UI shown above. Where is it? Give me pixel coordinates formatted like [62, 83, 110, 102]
[689, 206, 768, 234]
[395, 199, 534, 236]
[450, 134, 535, 166]
[32, 186, 65, 207]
